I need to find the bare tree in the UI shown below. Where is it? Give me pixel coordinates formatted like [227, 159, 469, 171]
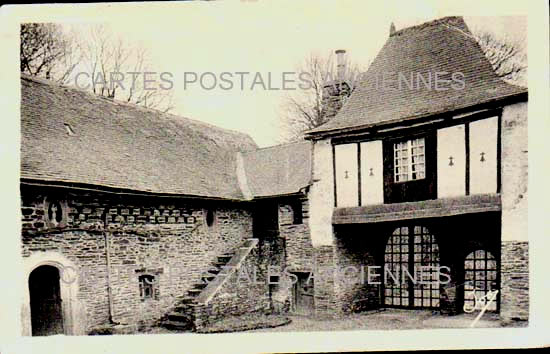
[21, 23, 174, 113]
[442, 22, 527, 85]
[20, 23, 81, 84]
[78, 25, 174, 112]
[473, 29, 527, 86]
[280, 51, 366, 141]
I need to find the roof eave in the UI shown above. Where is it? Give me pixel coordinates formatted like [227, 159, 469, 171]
[20, 177, 248, 202]
[304, 90, 527, 140]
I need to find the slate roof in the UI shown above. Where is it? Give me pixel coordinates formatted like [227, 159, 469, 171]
[241, 141, 312, 198]
[306, 16, 527, 136]
[20, 74, 258, 199]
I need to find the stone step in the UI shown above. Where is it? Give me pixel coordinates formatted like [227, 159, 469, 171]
[217, 254, 233, 262]
[161, 319, 193, 331]
[173, 302, 198, 311]
[207, 266, 221, 274]
[201, 273, 216, 281]
[187, 288, 202, 297]
[193, 281, 208, 289]
[178, 296, 196, 304]
[167, 312, 193, 322]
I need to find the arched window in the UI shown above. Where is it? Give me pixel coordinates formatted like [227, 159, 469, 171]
[464, 250, 498, 312]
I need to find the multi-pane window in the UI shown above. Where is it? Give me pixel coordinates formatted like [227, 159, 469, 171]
[384, 227, 410, 307]
[384, 225, 440, 309]
[394, 137, 425, 182]
[412, 226, 440, 308]
[464, 250, 498, 312]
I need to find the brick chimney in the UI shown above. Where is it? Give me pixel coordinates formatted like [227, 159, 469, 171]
[335, 49, 346, 81]
[321, 49, 352, 120]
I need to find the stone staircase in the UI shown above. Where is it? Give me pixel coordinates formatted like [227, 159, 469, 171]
[160, 238, 258, 331]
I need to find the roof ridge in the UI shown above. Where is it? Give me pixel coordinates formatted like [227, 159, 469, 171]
[20, 74, 256, 144]
[243, 140, 310, 154]
[391, 16, 467, 37]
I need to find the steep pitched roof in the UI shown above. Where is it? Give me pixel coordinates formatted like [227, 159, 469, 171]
[20, 74, 258, 199]
[241, 141, 312, 198]
[307, 16, 527, 136]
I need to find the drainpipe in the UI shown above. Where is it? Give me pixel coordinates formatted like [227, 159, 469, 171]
[103, 209, 118, 325]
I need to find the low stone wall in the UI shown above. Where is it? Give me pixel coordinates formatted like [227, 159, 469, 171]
[193, 245, 269, 330]
[500, 241, 529, 321]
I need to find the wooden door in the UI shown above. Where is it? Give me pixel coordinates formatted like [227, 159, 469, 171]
[293, 272, 314, 314]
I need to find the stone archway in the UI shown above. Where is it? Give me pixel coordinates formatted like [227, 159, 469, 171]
[22, 252, 83, 336]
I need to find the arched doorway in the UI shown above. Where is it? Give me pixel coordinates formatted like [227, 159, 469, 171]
[29, 265, 64, 336]
[383, 225, 441, 309]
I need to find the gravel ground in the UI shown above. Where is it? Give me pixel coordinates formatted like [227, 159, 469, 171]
[141, 309, 527, 334]
[251, 309, 527, 332]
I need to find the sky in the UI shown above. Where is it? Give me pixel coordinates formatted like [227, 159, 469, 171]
[29, 1, 528, 147]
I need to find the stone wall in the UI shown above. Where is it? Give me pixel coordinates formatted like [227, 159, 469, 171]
[303, 138, 339, 314]
[21, 185, 253, 333]
[501, 101, 528, 243]
[312, 245, 337, 313]
[279, 196, 313, 272]
[500, 241, 529, 320]
[334, 232, 379, 313]
[500, 101, 529, 320]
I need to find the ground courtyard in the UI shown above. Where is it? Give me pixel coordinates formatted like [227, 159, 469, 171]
[142, 309, 527, 334]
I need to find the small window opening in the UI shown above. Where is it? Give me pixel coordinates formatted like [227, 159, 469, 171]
[139, 274, 156, 300]
[292, 201, 303, 224]
[206, 209, 215, 227]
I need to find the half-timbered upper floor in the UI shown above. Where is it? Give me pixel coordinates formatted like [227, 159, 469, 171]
[304, 16, 527, 225]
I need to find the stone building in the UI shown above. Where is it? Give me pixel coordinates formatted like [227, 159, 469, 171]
[20, 16, 528, 336]
[304, 16, 528, 320]
[20, 74, 314, 335]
